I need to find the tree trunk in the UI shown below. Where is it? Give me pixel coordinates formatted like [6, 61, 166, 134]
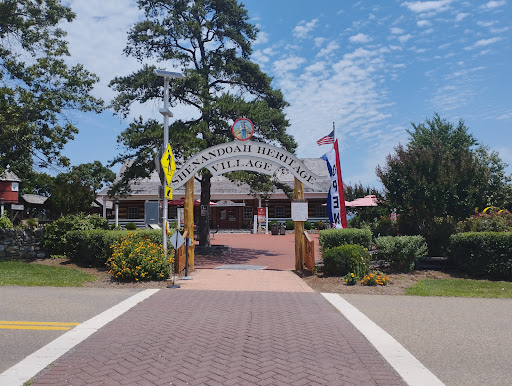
[198, 172, 211, 247]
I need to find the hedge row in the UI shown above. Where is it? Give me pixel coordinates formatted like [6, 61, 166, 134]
[449, 232, 512, 280]
[66, 229, 166, 267]
[319, 228, 372, 250]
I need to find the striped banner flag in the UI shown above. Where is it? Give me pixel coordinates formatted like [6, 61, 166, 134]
[316, 130, 335, 145]
[321, 139, 348, 229]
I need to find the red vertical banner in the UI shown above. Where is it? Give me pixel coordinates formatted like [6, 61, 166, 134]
[257, 207, 266, 223]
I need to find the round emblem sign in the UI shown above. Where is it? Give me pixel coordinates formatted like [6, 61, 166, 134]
[231, 118, 254, 141]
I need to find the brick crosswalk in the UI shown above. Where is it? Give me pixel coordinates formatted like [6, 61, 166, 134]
[32, 271, 404, 385]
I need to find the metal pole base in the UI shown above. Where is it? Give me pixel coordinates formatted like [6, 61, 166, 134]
[180, 276, 193, 280]
[166, 284, 181, 288]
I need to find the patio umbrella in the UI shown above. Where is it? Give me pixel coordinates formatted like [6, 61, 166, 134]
[347, 195, 378, 207]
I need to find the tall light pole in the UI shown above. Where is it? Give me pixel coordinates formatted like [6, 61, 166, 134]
[155, 69, 184, 256]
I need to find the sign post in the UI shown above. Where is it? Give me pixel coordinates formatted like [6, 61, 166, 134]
[160, 143, 176, 257]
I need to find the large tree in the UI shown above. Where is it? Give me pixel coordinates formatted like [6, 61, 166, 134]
[0, 0, 103, 179]
[109, 0, 296, 245]
[376, 113, 511, 251]
[47, 161, 115, 217]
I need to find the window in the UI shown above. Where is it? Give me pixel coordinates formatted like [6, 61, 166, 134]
[169, 207, 177, 219]
[11, 182, 19, 192]
[127, 207, 139, 219]
[243, 206, 253, 220]
[275, 206, 285, 218]
[316, 205, 327, 218]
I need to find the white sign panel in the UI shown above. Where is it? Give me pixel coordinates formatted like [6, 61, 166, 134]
[291, 201, 309, 222]
[215, 200, 245, 207]
[11, 204, 24, 211]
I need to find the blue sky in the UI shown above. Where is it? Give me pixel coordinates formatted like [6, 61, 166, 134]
[60, 0, 511, 188]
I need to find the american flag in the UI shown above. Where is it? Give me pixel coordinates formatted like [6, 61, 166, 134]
[316, 130, 335, 145]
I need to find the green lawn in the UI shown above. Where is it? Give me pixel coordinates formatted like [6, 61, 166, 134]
[406, 278, 512, 298]
[0, 260, 98, 287]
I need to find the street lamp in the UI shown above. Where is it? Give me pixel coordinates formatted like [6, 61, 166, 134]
[155, 69, 184, 256]
[114, 198, 120, 228]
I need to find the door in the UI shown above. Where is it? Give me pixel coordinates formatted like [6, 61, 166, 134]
[145, 201, 159, 225]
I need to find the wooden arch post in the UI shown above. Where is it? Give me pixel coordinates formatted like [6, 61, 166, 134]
[184, 178, 195, 271]
[294, 178, 305, 271]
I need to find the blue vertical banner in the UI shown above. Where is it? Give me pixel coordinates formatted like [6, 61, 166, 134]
[321, 139, 348, 229]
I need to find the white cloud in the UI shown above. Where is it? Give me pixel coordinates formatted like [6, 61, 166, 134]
[478, 20, 497, 27]
[491, 26, 510, 33]
[417, 19, 431, 27]
[482, 1, 507, 9]
[390, 27, 404, 34]
[401, 0, 453, 14]
[293, 18, 319, 39]
[272, 56, 306, 76]
[349, 33, 372, 43]
[314, 37, 327, 47]
[254, 30, 269, 45]
[467, 36, 504, 49]
[455, 13, 469, 22]
[398, 34, 413, 43]
[317, 41, 340, 57]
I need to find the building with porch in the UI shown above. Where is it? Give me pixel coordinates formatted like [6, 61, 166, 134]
[98, 158, 331, 229]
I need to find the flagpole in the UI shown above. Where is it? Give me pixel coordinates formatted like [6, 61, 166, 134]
[332, 122, 335, 148]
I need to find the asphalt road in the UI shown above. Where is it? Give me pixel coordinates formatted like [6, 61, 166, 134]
[0, 286, 142, 374]
[341, 294, 512, 386]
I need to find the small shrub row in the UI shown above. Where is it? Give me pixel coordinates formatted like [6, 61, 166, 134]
[449, 232, 512, 281]
[319, 228, 372, 250]
[374, 235, 428, 272]
[43, 214, 109, 255]
[66, 229, 164, 267]
[322, 244, 370, 277]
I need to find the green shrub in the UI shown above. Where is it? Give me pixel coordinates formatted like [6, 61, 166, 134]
[43, 214, 109, 255]
[375, 235, 428, 272]
[66, 229, 164, 267]
[285, 219, 295, 230]
[457, 210, 512, 233]
[0, 215, 14, 229]
[449, 232, 512, 281]
[370, 216, 398, 238]
[107, 234, 173, 281]
[125, 222, 137, 230]
[314, 221, 326, 230]
[319, 228, 372, 250]
[322, 244, 370, 277]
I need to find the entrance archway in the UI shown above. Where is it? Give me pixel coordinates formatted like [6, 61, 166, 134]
[173, 140, 321, 271]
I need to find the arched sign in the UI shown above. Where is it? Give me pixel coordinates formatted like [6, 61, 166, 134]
[170, 140, 322, 190]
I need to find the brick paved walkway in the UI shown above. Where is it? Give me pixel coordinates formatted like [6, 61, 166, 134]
[195, 233, 321, 270]
[31, 270, 404, 385]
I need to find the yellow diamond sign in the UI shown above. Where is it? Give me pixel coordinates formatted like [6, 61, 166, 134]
[160, 144, 176, 185]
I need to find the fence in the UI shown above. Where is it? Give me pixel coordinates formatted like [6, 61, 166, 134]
[303, 231, 315, 272]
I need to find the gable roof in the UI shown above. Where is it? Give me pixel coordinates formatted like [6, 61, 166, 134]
[0, 170, 21, 182]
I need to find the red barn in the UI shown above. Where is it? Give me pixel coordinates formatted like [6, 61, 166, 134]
[0, 170, 21, 204]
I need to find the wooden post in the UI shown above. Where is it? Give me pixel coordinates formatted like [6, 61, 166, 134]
[184, 177, 194, 271]
[294, 178, 305, 271]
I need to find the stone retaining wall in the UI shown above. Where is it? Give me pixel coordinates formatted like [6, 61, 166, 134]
[0, 228, 46, 260]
